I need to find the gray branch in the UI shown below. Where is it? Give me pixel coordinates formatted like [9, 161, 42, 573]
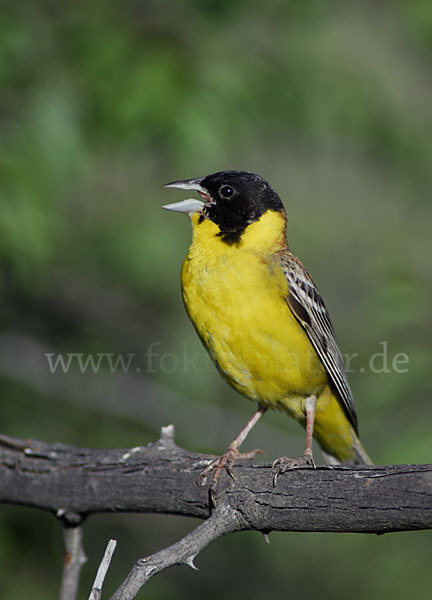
[0, 428, 431, 533]
[109, 504, 238, 600]
[0, 426, 431, 599]
[59, 522, 87, 600]
[89, 539, 117, 600]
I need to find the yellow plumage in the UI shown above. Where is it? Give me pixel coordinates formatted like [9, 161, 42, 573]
[181, 210, 363, 463]
[164, 169, 371, 502]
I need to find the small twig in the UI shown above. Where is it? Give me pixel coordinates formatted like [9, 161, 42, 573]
[108, 504, 240, 600]
[59, 522, 87, 600]
[88, 539, 118, 600]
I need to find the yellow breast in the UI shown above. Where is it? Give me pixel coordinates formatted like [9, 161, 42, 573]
[181, 210, 328, 418]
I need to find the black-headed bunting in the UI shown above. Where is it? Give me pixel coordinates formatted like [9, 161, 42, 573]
[164, 171, 370, 506]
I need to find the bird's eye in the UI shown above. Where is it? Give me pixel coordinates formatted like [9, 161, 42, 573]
[219, 185, 235, 199]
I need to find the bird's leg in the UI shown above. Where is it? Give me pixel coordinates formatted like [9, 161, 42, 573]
[304, 394, 316, 462]
[198, 405, 267, 506]
[273, 395, 317, 486]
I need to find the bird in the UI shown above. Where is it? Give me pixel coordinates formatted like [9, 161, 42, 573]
[163, 170, 371, 504]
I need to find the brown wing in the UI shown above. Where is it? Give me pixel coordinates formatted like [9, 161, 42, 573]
[280, 251, 358, 432]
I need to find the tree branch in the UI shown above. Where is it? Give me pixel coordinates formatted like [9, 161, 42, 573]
[109, 504, 238, 600]
[59, 519, 87, 600]
[89, 539, 117, 600]
[0, 428, 431, 534]
[1, 426, 432, 599]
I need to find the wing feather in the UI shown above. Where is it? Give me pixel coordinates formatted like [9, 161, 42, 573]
[280, 252, 358, 432]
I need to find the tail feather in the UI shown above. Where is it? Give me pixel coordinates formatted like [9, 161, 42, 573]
[321, 433, 372, 466]
[351, 433, 373, 465]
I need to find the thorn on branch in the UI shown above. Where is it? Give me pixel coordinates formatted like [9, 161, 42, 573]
[157, 424, 177, 451]
[185, 554, 198, 571]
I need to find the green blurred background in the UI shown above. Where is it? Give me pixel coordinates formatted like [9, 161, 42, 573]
[0, 1, 431, 598]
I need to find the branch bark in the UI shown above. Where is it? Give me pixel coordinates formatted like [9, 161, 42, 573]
[1, 426, 432, 599]
[0, 428, 431, 534]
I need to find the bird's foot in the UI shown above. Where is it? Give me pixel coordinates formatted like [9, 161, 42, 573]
[197, 445, 264, 507]
[272, 448, 316, 486]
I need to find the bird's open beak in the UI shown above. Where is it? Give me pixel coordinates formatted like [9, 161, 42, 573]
[163, 177, 210, 214]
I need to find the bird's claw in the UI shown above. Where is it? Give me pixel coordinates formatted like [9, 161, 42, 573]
[272, 449, 316, 486]
[197, 446, 264, 507]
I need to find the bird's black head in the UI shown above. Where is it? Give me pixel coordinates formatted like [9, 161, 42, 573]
[165, 171, 285, 244]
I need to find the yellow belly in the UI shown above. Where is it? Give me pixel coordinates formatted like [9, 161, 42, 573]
[181, 212, 358, 461]
[182, 224, 326, 417]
